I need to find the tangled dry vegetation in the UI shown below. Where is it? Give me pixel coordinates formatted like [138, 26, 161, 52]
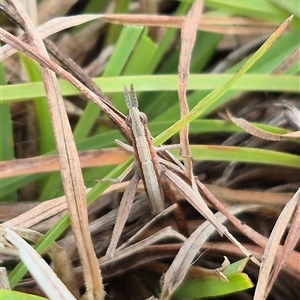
[0, 0, 299, 300]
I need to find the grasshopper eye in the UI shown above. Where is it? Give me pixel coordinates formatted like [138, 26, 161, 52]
[126, 115, 132, 125]
[139, 112, 148, 124]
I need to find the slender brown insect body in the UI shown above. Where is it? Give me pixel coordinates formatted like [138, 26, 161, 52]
[124, 85, 164, 213]
[108, 85, 255, 265]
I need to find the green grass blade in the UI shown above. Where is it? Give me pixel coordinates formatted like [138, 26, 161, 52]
[0, 290, 47, 300]
[154, 27, 299, 122]
[148, 1, 191, 73]
[110, 33, 157, 113]
[0, 62, 17, 202]
[73, 26, 144, 140]
[268, 0, 300, 18]
[205, 0, 290, 23]
[186, 145, 300, 169]
[0, 62, 14, 162]
[123, 35, 157, 75]
[173, 258, 253, 299]
[8, 156, 133, 288]
[20, 55, 55, 154]
[104, 0, 132, 45]
[150, 120, 300, 142]
[2, 118, 297, 199]
[2, 73, 299, 104]
[172, 273, 253, 299]
[153, 16, 294, 146]
[38, 26, 144, 200]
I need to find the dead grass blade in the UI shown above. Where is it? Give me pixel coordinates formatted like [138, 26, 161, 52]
[0, 148, 129, 178]
[0, 14, 106, 60]
[185, 256, 230, 281]
[1, 182, 141, 231]
[164, 169, 226, 235]
[227, 109, 300, 140]
[116, 204, 178, 252]
[0, 28, 129, 139]
[160, 204, 258, 300]
[267, 194, 300, 295]
[12, 227, 80, 298]
[254, 188, 300, 300]
[2, 227, 76, 299]
[3, 195, 68, 228]
[197, 179, 300, 276]
[0, 13, 278, 61]
[164, 169, 257, 264]
[204, 184, 293, 206]
[102, 14, 278, 34]
[5, 0, 104, 298]
[273, 46, 300, 75]
[280, 100, 300, 129]
[178, 0, 203, 185]
[0, 267, 10, 290]
[99, 227, 186, 267]
[197, 179, 272, 249]
[105, 172, 140, 257]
